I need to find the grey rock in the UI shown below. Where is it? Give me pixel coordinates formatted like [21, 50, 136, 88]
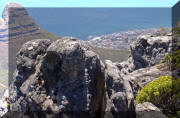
[130, 35, 171, 70]
[116, 57, 134, 75]
[9, 37, 105, 118]
[103, 60, 135, 118]
[103, 35, 173, 118]
[118, 35, 172, 75]
[136, 102, 168, 118]
[8, 39, 52, 115]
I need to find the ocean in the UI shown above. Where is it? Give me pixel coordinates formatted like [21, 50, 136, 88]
[27, 8, 171, 40]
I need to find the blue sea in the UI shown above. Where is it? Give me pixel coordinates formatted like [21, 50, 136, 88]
[27, 8, 171, 40]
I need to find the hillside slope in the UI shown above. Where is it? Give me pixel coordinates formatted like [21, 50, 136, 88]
[91, 46, 129, 62]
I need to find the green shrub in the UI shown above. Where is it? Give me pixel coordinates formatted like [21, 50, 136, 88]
[136, 76, 180, 117]
[136, 76, 173, 104]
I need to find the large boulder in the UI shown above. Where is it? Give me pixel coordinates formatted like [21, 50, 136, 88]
[9, 37, 105, 118]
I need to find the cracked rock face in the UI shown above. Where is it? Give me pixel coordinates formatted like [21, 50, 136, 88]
[130, 35, 171, 70]
[103, 60, 135, 118]
[9, 37, 105, 118]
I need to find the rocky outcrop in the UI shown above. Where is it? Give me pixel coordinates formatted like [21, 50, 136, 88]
[118, 35, 172, 74]
[130, 35, 171, 69]
[9, 37, 105, 118]
[101, 35, 172, 118]
[136, 102, 168, 118]
[7, 37, 137, 118]
[107, 35, 172, 100]
[6, 34, 172, 118]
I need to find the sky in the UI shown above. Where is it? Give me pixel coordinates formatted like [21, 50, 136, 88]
[0, 0, 179, 17]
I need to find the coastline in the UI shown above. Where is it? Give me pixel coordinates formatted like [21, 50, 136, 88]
[87, 27, 171, 49]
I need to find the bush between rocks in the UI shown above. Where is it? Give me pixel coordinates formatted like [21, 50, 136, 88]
[136, 76, 180, 117]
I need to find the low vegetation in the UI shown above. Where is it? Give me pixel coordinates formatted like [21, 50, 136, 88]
[136, 76, 180, 117]
[136, 76, 173, 104]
